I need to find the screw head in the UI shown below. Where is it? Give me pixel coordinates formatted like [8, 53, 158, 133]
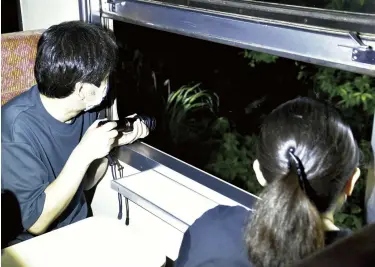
[353, 50, 358, 54]
[353, 56, 358, 60]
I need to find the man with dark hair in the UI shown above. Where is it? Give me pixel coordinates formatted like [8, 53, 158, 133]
[1, 21, 149, 245]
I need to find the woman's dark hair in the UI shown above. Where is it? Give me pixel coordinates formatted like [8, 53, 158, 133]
[34, 20, 118, 98]
[246, 97, 360, 267]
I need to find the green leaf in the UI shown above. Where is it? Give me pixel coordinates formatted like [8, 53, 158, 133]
[350, 204, 362, 214]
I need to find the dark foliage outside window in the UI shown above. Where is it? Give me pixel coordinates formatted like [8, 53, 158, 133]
[113, 21, 374, 231]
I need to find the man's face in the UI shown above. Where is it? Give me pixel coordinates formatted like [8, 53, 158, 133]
[81, 78, 109, 111]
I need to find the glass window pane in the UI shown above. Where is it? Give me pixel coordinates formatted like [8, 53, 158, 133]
[143, 0, 375, 33]
[254, 0, 374, 13]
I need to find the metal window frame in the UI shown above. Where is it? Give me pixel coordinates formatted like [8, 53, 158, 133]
[80, 0, 375, 76]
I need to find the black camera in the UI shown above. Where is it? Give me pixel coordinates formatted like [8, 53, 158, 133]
[98, 115, 156, 133]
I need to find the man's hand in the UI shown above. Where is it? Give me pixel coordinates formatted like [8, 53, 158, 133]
[115, 114, 149, 146]
[77, 119, 119, 162]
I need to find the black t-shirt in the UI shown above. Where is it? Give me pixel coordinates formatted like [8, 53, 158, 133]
[1, 85, 97, 245]
[175, 205, 352, 267]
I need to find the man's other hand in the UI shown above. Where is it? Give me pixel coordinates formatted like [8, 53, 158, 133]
[115, 114, 149, 146]
[77, 120, 119, 162]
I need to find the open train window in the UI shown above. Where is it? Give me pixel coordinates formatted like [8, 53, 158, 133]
[80, 0, 374, 226]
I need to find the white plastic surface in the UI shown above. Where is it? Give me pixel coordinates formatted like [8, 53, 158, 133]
[91, 157, 248, 260]
[91, 164, 184, 260]
[153, 164, 255, 208]
[1, 217, 166, 267]
[116, 169, 219, 225]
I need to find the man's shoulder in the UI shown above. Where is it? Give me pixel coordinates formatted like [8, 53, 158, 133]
[2, 87, 36, 119]
[2, 87, 38, 142]
[3, 86, 36, 108]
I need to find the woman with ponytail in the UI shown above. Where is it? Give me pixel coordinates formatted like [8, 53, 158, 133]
[175, 97, 361, 267]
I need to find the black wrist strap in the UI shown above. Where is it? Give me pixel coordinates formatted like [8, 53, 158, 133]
[107, 151, 130, 226]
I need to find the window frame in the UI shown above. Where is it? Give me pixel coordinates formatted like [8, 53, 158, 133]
[81, 0, 375, 76]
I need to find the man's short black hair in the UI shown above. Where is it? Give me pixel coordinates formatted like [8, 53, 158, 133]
[34, 20, 118, 98]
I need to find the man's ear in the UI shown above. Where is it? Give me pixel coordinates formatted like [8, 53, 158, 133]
[76, 82, 98, 100]
[344, 167, 361, 196]
[253, 159, 267, 187]
[75, 82, 85, 100]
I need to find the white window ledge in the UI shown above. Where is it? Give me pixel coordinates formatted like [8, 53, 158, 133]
[92, 142, 258, 260]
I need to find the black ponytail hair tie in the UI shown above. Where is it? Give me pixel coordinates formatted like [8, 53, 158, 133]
[287, 148, 322, 211]
[288, 148, 307, 193]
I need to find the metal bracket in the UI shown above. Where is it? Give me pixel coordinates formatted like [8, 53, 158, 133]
[339, 32, 375, 65]
[106, 0, 126, 3]
[105, 0, 126, 11]
[353, 49, 375, 66]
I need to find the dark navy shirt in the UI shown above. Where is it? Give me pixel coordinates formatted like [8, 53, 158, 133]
[1, 85, 97, 245]
[176, 205, 352, 267]
[175, 205, 251, 267]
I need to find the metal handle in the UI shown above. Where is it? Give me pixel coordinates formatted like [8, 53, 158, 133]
[349, 32, 368, 48]
[339, 32, 371, 51]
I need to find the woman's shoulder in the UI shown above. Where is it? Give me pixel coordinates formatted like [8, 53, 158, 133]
[201, 204, 250, 220]
[189, 205, 251, 239]
[175, 205, 251, 267]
